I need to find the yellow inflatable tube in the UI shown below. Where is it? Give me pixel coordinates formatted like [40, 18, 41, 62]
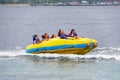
[26, 37, 97, 55]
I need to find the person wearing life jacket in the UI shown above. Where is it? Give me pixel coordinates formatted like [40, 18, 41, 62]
[58, 29, 67, 39]
[41, 33, 49, 41]
[32, 35, 40, 44]
[68, 29, 78, 39]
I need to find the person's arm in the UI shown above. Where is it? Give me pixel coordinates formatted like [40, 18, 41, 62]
[33, 40, 36, 44]
[74, 33, 77, 36]
[58, 32, 60, 36]
[60, 34, 67, 39]
[33, 37, 36, 44]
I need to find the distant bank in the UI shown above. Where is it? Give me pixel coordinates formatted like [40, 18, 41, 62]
[0, 4, 30, 6]
[0, 1, 120, 6]
[0, 4, 120, 7]
[0, 0, 120, 6]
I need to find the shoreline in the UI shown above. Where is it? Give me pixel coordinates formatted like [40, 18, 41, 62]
[0, 4, 30, 6]
[0, 3, 120, 7]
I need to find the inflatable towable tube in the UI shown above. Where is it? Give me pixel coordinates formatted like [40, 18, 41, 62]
[26, 37, 97, 55]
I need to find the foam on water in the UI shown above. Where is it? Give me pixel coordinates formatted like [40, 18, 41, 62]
[0, 47, 120, 61]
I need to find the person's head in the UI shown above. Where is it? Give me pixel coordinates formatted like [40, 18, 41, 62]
[33, 35, 37, 38]
[59, 29, 65, 33]
[58, 29, 61, 36]
[36, 35, 39, 39]
[58, 29, 62, 33]
[43, 33, 49, 39]
[51, 34, 56, 38]
[44, 33, 49, 37]
[33, 35, 38, 40]
[70, 29, 76, 34]
[61, 30, 64, 33]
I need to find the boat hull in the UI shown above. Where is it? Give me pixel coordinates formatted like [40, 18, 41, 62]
[26, 37, 97, 55]
[32, 47, 95, 55]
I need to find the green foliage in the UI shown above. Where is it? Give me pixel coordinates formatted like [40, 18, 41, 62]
[0, 0, 116, 4]
[0, 0, 84, 4]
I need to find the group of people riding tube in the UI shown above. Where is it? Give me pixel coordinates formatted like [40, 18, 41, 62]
[32, 29, 78, 44]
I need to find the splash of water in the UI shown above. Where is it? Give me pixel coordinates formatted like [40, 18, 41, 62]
[0, 47, 120, 61]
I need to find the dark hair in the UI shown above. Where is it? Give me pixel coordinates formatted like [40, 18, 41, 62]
[59, 29, 61, 32]
[44, 33, 47, 35]
[58, 29, 62, 36]
[32, 34, 37, 37]
[51, 34, 56, 38]
[41, 35, 45, 39]
[70, 29, 75, 34]
[32, 35, 37, 40]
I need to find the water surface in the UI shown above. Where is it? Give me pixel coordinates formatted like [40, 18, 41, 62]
[0, 6, 120, 80]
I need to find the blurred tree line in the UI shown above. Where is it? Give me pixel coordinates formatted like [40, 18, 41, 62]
[0, 0, 116, 5]
[0, 0, 100, 4]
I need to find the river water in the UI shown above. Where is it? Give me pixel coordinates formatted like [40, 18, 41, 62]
[0, 6, 120, 80]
